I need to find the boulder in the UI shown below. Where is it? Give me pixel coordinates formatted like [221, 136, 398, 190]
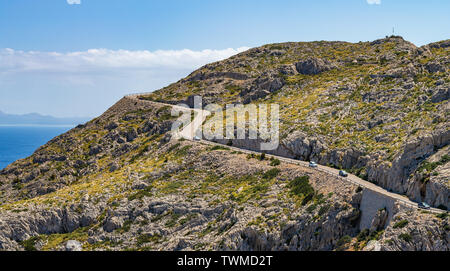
[65, 240, 82, 251]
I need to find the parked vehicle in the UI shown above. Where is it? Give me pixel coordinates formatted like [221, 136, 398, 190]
[309, 161, 318, 168]
[339, 170, 348, 177]
[193, 136, 201, 141]
[418, 202, 431, 210]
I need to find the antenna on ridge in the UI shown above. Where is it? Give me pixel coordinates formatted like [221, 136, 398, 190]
[392, 27, 395, 35]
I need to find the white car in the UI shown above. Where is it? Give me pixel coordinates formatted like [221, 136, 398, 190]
[309, 161, 318, 168]
[193, 136, 201, 141]
[418, 202, 431, 210]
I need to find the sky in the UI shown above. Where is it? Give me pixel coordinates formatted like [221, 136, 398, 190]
[0, 0, 449, 118]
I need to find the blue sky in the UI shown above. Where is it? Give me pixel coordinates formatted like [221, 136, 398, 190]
[0, 0, 449, 117]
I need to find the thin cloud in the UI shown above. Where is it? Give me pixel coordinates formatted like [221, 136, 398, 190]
[67, 0, 81, 4]
[0, 47, 250, 117]
[367, 0, 381, 4]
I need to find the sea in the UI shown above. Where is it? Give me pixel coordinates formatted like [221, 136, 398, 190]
[0, 125, 73, 170]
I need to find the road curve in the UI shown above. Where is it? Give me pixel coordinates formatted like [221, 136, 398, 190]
[125, 94, 446, 214]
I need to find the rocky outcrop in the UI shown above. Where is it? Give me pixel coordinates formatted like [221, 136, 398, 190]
[295, 58, 336, 75]
[0, 204, 102, 250]
[426, 61, 447, 73]
[406, 145, 450, 209]
[227, 203, 360, 251]
[430, 87, 450, 103]
[378, 211, 449, 251]
[240, 72, 285, 104]
[282, 132, 327, 162]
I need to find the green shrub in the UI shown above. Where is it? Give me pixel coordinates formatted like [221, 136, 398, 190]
[417, 155, 450, 173]
[179, 213, 198, 225]
[270, 159, 281, 166]
[393, 220, 409, 229]
[318, 204, 330, 216]
[356, 229, 370, 242]
[175, 145, 192, 156]
[337, 235, 352, 247]
[262, 168, 281, 180]
[20, 236, 41, 251]
[136, 234, 162, 246]
[306, 203, 317, 213]
[288, 176, 315, 205]
[258, 153, 266, 161]
[165, 213, 182, 228]
[128, 184, 153, 201]
[162, 180, 184, 194]
[167, 143, 181, 153]
[399, 233, 412, 242]
[436, 212, 449, 219]
[117, 220, 133, 233]
[225, 84, 242, 94]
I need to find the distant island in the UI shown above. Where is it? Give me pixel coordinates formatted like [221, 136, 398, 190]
[0, 110, 90, 126]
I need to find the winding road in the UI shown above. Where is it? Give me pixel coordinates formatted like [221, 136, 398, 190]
[126, 94, 445, 214]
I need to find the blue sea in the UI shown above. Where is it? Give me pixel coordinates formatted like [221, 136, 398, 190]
[0, 126, 73, 170]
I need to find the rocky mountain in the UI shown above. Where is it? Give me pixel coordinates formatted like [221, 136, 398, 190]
[142, 36, 450, 210]
[0, 36, 448, 251]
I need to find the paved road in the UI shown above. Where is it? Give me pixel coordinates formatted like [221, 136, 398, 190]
[125, 94, 446, 214]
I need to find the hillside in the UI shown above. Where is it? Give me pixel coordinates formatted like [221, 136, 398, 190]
[0, 37, 448, 251]
[142, 36, 450, 209]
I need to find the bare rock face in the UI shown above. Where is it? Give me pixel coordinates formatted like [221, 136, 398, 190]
[0, 204, 101, 250]
[391, 129, 449, 205]
[282, 131, 327, 162]
[406, 145, 450, 209]
[295, 58, 336, 75]
[378, 211, 449, 251]
[370, 208, 389, 232]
